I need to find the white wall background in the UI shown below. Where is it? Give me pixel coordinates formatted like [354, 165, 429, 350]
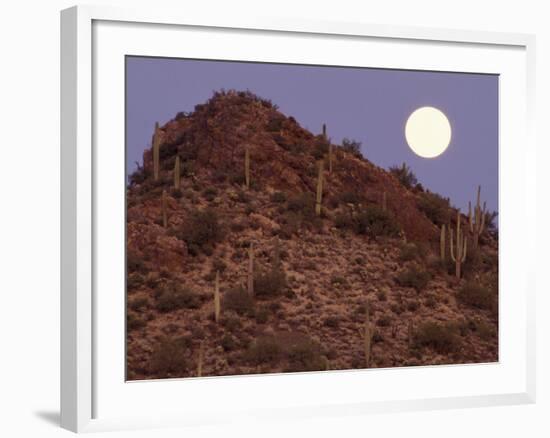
[0, 1, 546, 436]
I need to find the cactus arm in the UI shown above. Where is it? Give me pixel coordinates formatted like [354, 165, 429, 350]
[461, 236, 467, 263]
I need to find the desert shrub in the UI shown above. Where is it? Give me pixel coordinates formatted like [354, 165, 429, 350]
[127, 312, 146, 331]
[211, 257, 227, 273]
[285, 336, 326, 372]
[270, 191, 287, 203]
[180, 160, 195, 177]
[484, 210, 499, 235]
[417, 192, 451, 225]
[396, 266, 431, 292]
[328, 276, 350, 292]
[377, 315, 392, 327]
[457, 282, 494, 310]
[128, 164, 150, 186]
[461, 245, 484, 278]
[407, 300, 420, 312]
[155, 284, 202, 312]
[341, 138, 363, 158]
[179, 208, 223, 254]
[127, 251, 146, 273]
[389, 162, 418, 189]
[399, 242, 420, 262]
[424, 295, 437, 309]
[128, 297, 149, 311]
[334, 211, 354, 229]
[246, 333, 326, 372]
[202, 187, 218, 201]
[254, 266, 287, 299]
[413, 321, 460, 354]
[338, 190, 362, 205]
[335, 206, 399, 237]
[223, 287, 255, 316]
[287, 192, 315, 217]
[246, 335, 283, 365]
[229, 171, 246, 186]
[221, 334, 238, 352]
[267, 114, 285, 132]
[255, 307, 270, 324]
[127, 273, 144, 291]
[323, 316, 340, 328]
[149, 336, 190, 375]
[354, 206, 400, 237]
[376, 290, 388, 301]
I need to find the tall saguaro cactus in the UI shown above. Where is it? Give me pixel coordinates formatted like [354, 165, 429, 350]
[247, 243, 254, 297]
[244, 146, 250, 190]
[440, 224, 446, 261]
[468, 185, 486, 248]
[174, 156, 181, 190]
[161, 189, 168, 228]
[450, 211, 467, 278]
[315, 159, 324, 216]
[153, 122, 160, 181]
[361, 300, 373, 368]
[213, 270, 220, 323]
[323, 123, 333, 174]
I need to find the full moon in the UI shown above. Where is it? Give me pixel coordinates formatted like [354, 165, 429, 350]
[405, 106, 451, 158]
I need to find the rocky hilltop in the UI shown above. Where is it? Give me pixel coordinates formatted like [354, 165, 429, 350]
[126, 90, 498, 380]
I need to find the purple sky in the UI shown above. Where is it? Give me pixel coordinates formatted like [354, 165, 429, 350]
[126, 56, 498, 214]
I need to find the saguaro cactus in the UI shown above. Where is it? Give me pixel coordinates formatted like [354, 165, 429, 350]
[153, 122, 160, 181]
[247, 242, 254, 297]
[469, 185, 486, 248]
[214, 270, 220, 323]
[174, 156, 181, 190]
[197, 341, 204, 377]
[361, 301, 373, 368]
[440, 224, 446, 261]
[382, 191, 387, 212]
[161, 189, 168, 228]
[244, 146, 250, 190]
[323, 123, 333, 174]
[450, 211, 467, 278]
[315, 159, 324, 216]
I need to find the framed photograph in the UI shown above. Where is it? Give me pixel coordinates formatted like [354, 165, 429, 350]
[61, 5, 536, 433]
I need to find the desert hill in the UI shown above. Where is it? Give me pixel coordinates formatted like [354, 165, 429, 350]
[126, 89, 498, 380]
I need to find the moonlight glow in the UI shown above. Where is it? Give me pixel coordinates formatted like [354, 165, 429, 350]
[405, 107, 451, 158]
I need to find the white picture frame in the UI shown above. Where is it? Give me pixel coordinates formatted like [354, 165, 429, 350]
[60, 4, 536, 433]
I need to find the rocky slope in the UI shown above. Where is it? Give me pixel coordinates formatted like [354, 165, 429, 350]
[126, 90, 498, 380]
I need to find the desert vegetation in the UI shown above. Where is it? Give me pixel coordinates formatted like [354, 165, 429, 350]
[125, 90, 498, 380]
